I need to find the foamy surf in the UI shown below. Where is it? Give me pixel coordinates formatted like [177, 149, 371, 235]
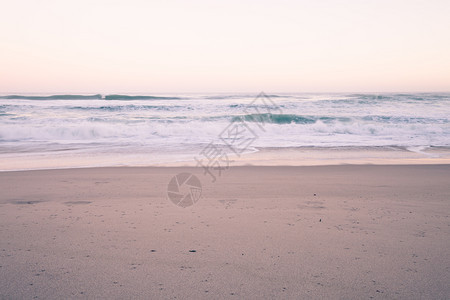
[0, 93, 449, 170]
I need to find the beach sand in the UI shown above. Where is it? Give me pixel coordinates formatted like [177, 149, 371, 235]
[1, 165, 449, 299]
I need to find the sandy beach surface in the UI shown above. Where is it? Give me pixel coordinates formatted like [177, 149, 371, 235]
[1, 165, 449, 299]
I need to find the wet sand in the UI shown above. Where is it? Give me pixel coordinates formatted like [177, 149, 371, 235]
[1, 165, 449, 299]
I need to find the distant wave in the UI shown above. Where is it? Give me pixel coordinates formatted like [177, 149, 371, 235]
[0, 94, 102, 100]
[203, 94, 286, 100]
[348, 94, 392, 100]
[0, 94, 184, 101]
[104, 95, 183, 100]
[234, 113, 316, 124]
[346, 93, 448, 101]
[234, 113, 446, 125]
[68, 105, 184, 111]
[203, 95, 256, 100]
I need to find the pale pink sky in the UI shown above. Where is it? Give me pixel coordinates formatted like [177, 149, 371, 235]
[1, 0, 449, 93]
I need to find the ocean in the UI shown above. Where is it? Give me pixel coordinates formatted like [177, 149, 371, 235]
[0, 93, 449, 170]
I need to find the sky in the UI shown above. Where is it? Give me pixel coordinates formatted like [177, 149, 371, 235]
[0, 0, 449, 93]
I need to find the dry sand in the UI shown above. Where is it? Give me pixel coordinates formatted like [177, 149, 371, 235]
[0, 165, 449, 299]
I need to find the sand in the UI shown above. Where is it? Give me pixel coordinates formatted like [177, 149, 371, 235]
[0, 165, 449, 299]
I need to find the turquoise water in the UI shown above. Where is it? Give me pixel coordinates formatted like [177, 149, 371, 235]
[0, 93, 449, 169]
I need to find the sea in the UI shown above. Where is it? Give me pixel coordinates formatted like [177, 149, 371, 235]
[1, 93, 449, 171]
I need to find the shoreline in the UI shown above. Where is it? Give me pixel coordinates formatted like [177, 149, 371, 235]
[2, 162, 450, 173]
[1, 145, 450, 172]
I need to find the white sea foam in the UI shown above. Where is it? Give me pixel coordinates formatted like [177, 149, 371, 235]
[0, 93, 449, 169]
